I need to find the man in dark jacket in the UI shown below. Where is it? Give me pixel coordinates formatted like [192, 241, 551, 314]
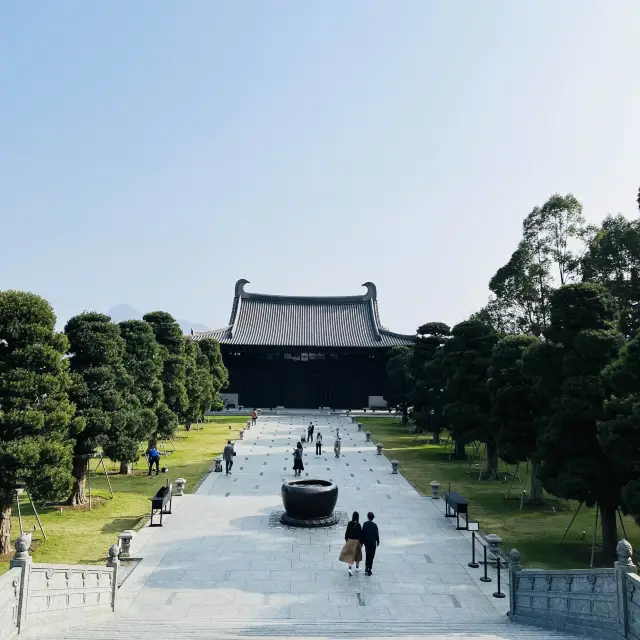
[360, 511, 380, 576]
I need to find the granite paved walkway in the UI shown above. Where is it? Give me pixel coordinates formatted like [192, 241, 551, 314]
[40, 413, 588, 638]
[116, 413, 511, 623]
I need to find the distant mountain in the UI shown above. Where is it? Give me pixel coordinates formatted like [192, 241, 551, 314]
[107, 305, 210, 334]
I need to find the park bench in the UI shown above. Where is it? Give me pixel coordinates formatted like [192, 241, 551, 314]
[444, 491, 469, 530]
[150, 483, 173, 527]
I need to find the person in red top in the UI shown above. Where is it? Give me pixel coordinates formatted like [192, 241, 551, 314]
[251, 409, 257, 426]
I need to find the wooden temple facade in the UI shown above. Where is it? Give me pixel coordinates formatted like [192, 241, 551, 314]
[191, 279, 415, 410]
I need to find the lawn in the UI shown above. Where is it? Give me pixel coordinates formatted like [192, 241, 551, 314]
[361, 416, 640, 570]
[0, 416, 246, 576]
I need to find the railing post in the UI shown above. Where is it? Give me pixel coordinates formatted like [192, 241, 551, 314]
[9, 532, 32, 632]
[508, 548, 521, 619]
[106, 544, 120, 612]
[615, 539, 636, 637]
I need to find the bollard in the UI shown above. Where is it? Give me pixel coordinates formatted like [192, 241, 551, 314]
[174, 478, 186, 496]
[430, 481, 440, 499]
[376, 443, 383, 455]
[357, 422, 363, 432]
[480, 545, 492, 582]
[118, 530, 134, 557]
[468, 531, 480, 568]
[390, 460, 400, 474]
[365, 431, 372, 442]
[493, 557, 506, 598]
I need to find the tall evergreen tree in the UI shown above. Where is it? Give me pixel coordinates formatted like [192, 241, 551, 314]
[526, 284, 624, 559]
[143, 311, 187, 442]
[197, 337, 229, 411]
[183, 339, 214, 429]
[411, 322, 450, 442]
[441, 320, 499, 473]
[488, 334, 543, 503]
[385, 346, 414, 423]
[104, 320, 164, 474]
[582, 214, 640, 337]
[65, 312, 129, 505]
[0, 291, 79, 554]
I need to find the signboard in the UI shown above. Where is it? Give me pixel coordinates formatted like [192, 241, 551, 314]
[468, 521, 480, 531]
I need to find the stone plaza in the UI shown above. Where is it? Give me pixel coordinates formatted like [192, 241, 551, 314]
[39, 413, 587, 639]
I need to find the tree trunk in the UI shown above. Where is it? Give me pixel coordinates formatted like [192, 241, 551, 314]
[529, 461, 544, 506]
[0, 499, 11, 556]
[600, 503, 619, 564]
[68, 457, 87, 506]
[185, 422, 191, 432]
[485, 440, 499, 480]
[454, 441, 467, 460]
[119, 461, 131, 475]
[148, 435, 158, 450]
[401, 407, 408, 424]
[432, 427, 441, 445]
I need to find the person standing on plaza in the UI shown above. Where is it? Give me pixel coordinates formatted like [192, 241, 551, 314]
[334, 434, 341, 458]
[307, 422, 314, 442]
[223, 440, 235, 475]
[251, 409, 258, 426]
[315, 431, 323, 456]
[339, 511, 363, 576]
[293, 441, 304, 476]
[360, 512, 380, 576]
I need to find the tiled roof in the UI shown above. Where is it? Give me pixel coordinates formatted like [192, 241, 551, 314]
[191, 279, 415, 348]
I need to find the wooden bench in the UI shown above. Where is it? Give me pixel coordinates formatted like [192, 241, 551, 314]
[444, 491, 469, 530]
[150, 484, 173, 527]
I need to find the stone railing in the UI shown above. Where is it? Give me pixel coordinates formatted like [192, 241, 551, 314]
[0, 567, 21, 640]
[509, 539, 638, 639]
[1, 533, 119, 640]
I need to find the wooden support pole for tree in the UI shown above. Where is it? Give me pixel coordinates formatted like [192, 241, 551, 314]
[560, 501, 584, 543]
[14, 490, 24, 534]
[504, 462, 520, 499]
[520, 461, 529, 511]
[617, 508, 628, 541]
[590, 504, 600, 568]
[87, 458, 92, 511]
[99, 453, 114, 498]
[25, 488, 47, 540]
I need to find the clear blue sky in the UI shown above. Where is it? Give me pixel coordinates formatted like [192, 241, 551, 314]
[1, 1, 639, 334]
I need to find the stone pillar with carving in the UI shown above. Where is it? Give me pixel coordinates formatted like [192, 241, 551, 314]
[508, 548, 521, 619]
[9, 533, 32, 632]
[615, 539, 636, 636]
[106, 543, 120, 612]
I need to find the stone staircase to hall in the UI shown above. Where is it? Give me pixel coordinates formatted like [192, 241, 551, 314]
[39, 619, 588, 640]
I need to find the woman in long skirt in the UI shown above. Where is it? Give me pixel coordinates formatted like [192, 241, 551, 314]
[339, 511, 363, 576]
[293, 442, 304, 476]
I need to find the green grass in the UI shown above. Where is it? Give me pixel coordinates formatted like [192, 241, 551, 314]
[361, 416, 640, 570]
[0, 416, 246, 575]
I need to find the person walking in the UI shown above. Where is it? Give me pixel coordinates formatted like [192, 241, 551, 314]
[315, 431, 323, 456]
[360, 512, 380, 576]
[251, 409, 257, 426]
[334, 434, 341, 459]
[307, 422, 314, 443]
[147, 446, 161, 476]
[293, 442, 305, 476]
[339, 511, 363, 576]
[223, 440, 235, 475]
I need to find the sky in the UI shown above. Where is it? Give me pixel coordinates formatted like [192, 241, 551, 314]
[1, 1, 640, 334]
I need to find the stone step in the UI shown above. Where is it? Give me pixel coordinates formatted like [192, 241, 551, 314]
[42, 619, 586, 639]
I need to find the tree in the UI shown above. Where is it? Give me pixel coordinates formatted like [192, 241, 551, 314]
[526, 284, 623, 560]
[600, 331, 640, 524]
[488, 334, 543, 503]
[65, 312, 129, 505]
[582, 215, 640, 337]
[104, 320, 164, 474]
[411, 322, 450, 442]
[0, 291, 79, 554]
[197, 337, 229, 411]
[143, 311, 187, 443]
[441, 320, 499, 472]
[385, 346, 414, 423]
[183, 338, 214, 429]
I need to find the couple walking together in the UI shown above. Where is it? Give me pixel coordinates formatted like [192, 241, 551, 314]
[339, 511, 380, 576]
